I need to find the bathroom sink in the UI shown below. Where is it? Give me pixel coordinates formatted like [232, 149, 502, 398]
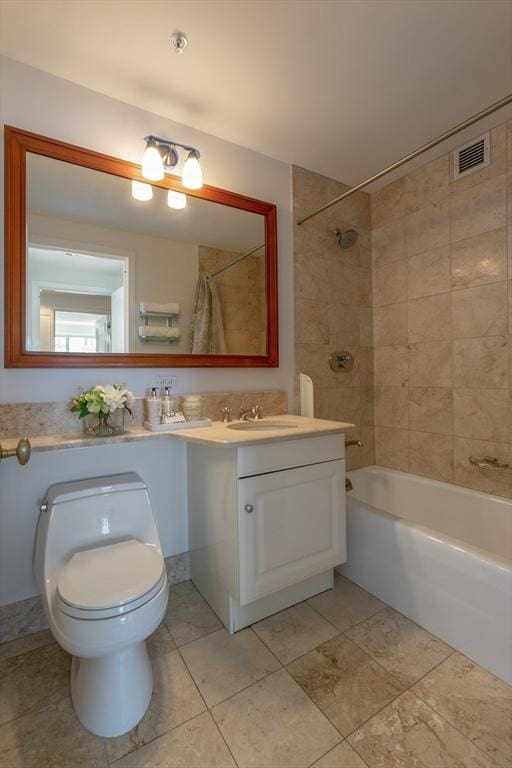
[227, 420, 298, 431]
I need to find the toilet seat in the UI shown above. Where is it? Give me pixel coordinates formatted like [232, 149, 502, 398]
[57, 539, 166, 620]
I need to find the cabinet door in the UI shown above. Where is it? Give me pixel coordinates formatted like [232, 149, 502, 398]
[238, 460, 345, 605]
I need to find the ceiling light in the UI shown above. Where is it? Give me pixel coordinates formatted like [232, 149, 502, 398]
[141, 138, 164, 181]
[131, 180, 153, 201]
[167, 190, 187, 209]
[182, 149, 203, 190]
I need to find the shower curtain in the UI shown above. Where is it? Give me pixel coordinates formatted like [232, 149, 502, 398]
[190, 277, 227, 354]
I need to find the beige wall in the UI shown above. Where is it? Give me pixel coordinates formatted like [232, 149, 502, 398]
[198, 246, 266, 355]
[371, 120, 511, 498]
[293, 166, 374, 470]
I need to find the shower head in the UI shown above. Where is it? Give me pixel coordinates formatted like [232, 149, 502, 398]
[336, 228, 358, 249]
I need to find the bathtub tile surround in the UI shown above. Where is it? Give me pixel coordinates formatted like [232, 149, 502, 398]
[1, 574, 509, 768]
[0, 390, 288, 439]
[293, 166, 374, 470]
[371, 119, 512, 498]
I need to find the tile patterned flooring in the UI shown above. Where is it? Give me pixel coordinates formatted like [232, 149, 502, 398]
[0, 574, 510, 768]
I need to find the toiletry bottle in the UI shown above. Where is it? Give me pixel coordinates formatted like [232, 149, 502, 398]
[146, 387, 162, 426]
[162, 387, 175, 418]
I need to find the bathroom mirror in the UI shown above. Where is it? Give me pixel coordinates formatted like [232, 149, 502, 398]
[4, 126, 278, 367]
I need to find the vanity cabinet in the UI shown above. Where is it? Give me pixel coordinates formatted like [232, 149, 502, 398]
[188, 433, 346, 631]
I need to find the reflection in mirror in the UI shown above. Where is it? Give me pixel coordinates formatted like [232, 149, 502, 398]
[26, 153, 267, 356]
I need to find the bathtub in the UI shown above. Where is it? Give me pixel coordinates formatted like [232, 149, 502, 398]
[340, 466, 512, 684]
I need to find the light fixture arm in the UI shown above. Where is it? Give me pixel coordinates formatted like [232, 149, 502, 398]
[143, 135, 201, 159]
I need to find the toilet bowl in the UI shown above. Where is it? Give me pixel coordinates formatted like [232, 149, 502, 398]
[34, 472, 169, 737]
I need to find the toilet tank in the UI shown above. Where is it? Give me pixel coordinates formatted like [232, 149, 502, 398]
[35, 473, 162, 590]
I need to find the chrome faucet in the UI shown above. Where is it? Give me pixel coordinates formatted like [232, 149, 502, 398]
[239, 405, 263, 421]
[220, 406, 232, 423]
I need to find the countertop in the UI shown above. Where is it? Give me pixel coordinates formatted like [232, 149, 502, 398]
[1, 415, 355, 455]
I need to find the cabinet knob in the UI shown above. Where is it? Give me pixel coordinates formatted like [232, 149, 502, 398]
[244, 504, 254, 514]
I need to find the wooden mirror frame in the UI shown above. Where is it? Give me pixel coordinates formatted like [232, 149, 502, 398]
[4, 126, 278, 368]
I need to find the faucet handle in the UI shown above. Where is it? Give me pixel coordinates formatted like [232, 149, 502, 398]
[252, 405, 263, 420]
[220, 406, 232, 423]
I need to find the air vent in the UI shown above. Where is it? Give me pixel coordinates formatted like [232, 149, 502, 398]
[452, 133, 490, 180]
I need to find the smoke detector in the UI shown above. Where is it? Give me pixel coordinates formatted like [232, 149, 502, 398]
[170, 32, 188, 55]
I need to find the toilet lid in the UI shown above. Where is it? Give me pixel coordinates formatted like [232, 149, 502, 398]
[57, 539, 165, 611]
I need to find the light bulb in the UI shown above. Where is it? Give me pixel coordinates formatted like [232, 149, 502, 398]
[142, 141, 164, 181]
[182, 150, 203, 189]
[167, 190, 187, 209]
[131, 180, 153, 201]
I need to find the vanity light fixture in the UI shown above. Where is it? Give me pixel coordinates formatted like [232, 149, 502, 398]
[131, 180, 153, 201]
[167, 190, 187, 209]
[141, 135, 203, 190]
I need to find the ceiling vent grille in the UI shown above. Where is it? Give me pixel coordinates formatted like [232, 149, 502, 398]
[452, 132, 490, 180]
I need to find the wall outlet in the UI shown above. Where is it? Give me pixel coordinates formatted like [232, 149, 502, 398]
[155, 375, 177, 390]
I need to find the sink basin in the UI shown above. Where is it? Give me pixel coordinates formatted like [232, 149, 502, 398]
[227, 420, 298, 431]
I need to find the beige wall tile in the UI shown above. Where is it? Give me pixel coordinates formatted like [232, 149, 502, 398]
[373, 260, 406, 306]
[406, 199, 449, 256]
[294, 252, 330, 301]
[371, 178, 405, 229]
[374, 345, 408, 387]
[315, 388, 361, 424]
[449, 124, 507, 195]
[375, 426, 409, 471]
[358, 346, 374, 387]
[453, 336, 508, 389]
[374, 386, 409, 429]
[450, 174, 506, 243]
[359, 307, 373, 346]
[407, 245, 451, 299]
[409, 431, 454, 483]
[359, 268, 373, 307]
[328, 257, 361, 305]
[408, 387, 453, 435]
[452, 282, 508, 338]
[373, 303, 407, 347]
[361, 387, 375, 426]
[408, 341, 452, 387]
[295, 299, 329, 344]
[408, 293, 452, 343]
[451, 227, 507, 289]
[328, 304, 360, 346]
[453, 388, 510, 442]
[454, 437, 511, 497]
[405, 155, 449, 214]
[372, 218, 406, 267]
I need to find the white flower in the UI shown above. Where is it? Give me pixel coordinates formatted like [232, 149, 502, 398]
[101, 385, 127, 412]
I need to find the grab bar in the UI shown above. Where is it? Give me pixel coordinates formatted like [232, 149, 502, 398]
[469, 455, 510, 471]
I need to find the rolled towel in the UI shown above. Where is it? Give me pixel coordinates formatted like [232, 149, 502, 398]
[139, 325, 181, 340]
[139, 301, 180, 316]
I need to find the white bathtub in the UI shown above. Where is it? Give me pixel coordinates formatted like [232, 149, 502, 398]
[340, 466, 512, 684]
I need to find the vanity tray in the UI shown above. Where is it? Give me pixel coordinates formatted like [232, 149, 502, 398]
[143, 419, 212, 432]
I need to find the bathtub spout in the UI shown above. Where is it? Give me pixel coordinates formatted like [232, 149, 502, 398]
[346, 440, 363, 448]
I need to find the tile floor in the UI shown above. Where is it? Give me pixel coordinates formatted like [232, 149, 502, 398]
[0, 574, 510, 768]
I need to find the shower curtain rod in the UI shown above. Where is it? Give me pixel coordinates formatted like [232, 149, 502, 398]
[207, 242, 265, 279]
[297, 94, 512, 226]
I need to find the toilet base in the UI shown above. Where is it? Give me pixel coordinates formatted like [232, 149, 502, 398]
[71, 641, 153, 737]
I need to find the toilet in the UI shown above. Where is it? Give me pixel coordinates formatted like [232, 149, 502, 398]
[34, 472, 169, 738]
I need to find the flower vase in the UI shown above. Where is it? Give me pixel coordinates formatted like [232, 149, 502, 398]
[83, 410, 125, 437]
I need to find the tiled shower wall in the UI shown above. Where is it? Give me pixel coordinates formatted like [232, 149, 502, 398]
[293, 120, 511, 498]
[371, 120, 511, 498]
[293, 166, 374, 470]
